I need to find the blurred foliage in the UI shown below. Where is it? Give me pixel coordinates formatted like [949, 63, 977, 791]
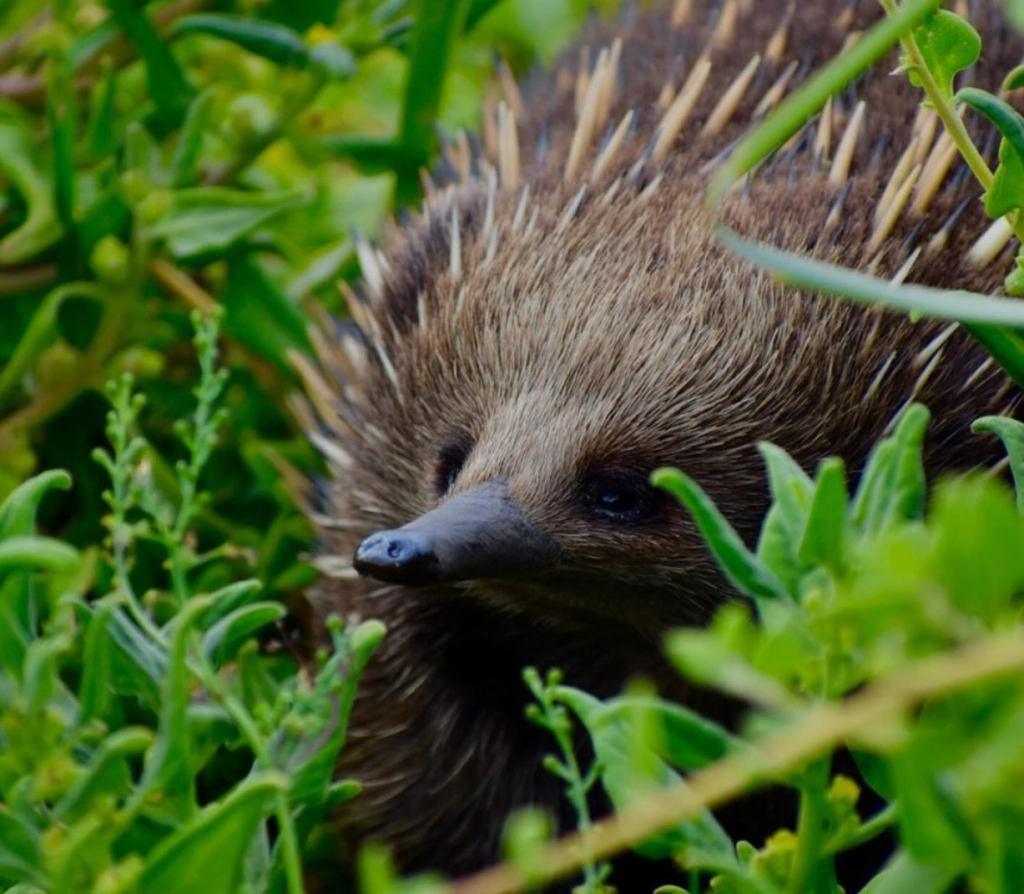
[0, 0, 622, 606]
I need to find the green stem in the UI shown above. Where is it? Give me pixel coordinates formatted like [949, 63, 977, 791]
[876, 0, 993, 191]
[785, 759, 833, 894]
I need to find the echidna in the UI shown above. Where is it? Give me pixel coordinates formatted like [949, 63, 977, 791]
[301, 0, 1023, 883]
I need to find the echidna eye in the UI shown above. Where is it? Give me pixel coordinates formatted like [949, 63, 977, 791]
[434, 437, 472, 497]
[582, 469, 663, 524]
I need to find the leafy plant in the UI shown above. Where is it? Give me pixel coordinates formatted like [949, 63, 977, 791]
[0, 313, 384, 894]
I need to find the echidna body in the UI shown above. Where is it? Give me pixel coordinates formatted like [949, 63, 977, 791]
[305, 0, 1023, 880]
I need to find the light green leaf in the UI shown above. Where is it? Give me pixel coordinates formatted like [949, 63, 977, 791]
[135, 774, 287, 894]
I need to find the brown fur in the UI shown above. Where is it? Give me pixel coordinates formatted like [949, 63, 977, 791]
[307, 0, 1023, 884]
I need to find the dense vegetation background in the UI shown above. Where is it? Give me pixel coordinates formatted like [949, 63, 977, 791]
[5, 1, 1024, 894]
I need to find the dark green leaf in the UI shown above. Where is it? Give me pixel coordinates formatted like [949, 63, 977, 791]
[396, 0, 471, 202]
[973, 415, 1024, 511]
[0, 809, 44, 886]
[105, 0, 192, 125]
[170, 15, 306, 67]
[0, 470, 72, 539]
[222, 256, 314, 367]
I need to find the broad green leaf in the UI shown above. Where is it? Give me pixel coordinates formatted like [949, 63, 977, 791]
[197, 579, 263, 629]
[272, 619, 384, 809]
[201, 601, 287, 666]
[135, 774, 286, 894]
[985, 803, 1024, 894]
[909, 10, 981, 98]
[653, 468, 790, 605]
[891, 746, 975, 871]
[146, 188, 307, 259]
[973, 415, 1024, 512]
[1005, 63, 1024, 92]
[859, 849, 960, 894]
[0, 809, 44, 886]
[0, 284, 103, 416]
[797, 457, 849, 571]
[930, 477, 1024, 621]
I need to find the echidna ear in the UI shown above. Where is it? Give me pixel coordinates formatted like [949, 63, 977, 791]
[353, 480, 560, 586]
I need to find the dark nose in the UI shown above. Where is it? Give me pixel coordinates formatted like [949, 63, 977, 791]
[353, 530, 440, 584]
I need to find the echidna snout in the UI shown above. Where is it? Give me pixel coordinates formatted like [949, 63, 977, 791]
[353, 479, 561, 585]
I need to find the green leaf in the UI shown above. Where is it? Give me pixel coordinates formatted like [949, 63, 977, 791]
[715, 227, 1024, 390]
[958, 88, 1024, 216]
[135, 774, 286, 894]
[105, 0, 192, 125]
[0, 470, 72, 539]
[556, 686, 733, 861]
[53, 728, 153, 823]
[653, 468, 790, 605]
[0, 809, 44, 886]
[973, 415, 1024, 512]
[222, 256, 314, 367]
[140, 596, 211, 817]
[146, 188, 307, 259]
[78, 602, 115, 724]
[984, 138, 1024, 219]
[909, 10, 981, 98]
[0, 118, 63, 264]
[851, 404, 930, 534]
[0, 536, 80, 573]
[396, 0, 472, 202]
[755, 443, 814, 594]
[797, 457, 849, 570]
[201, 602, 286, 666]
[930, 477, 1024, 621]
[1004, 63, 1024, 92]
[170, 15, 307, 68]
[170, 89, 215, 188]
[890, 745, 974, 871]
[859, 849, 960, 894]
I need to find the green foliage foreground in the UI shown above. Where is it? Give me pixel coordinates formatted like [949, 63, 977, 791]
[5, 1, 1024, 894]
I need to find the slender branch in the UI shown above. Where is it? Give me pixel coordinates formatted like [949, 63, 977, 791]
[446, 629, 1024, 894]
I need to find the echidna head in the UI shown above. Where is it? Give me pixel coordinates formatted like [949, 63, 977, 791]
[335, 190, 805, 632]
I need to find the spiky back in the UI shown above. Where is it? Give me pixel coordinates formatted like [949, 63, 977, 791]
[302, 0, 1024, 878]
